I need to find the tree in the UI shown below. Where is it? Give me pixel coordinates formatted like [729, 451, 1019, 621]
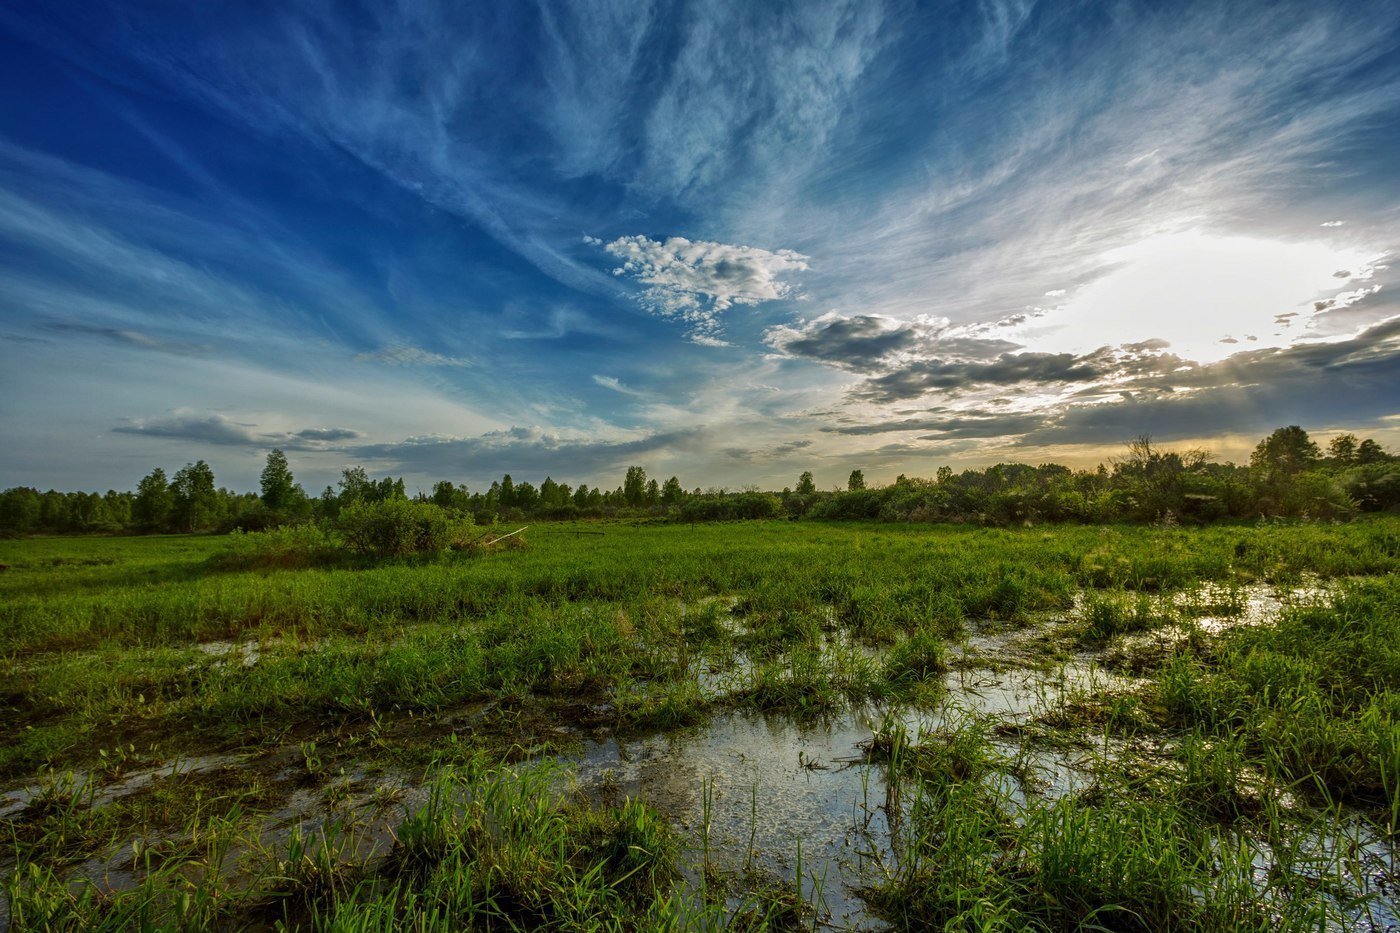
[795, 471, 816, 496]
[624, 466, 648, 506]
[1250, 426, 1321, 480]
[847, 469, 866, 491]
[431, 481, 469, 512]
[645, 478, 660, 506]
[499, 474, 516, 508]
[171, 461, 219, 531]
[1357, 438, 1389, 465]
[339, 467, 374, 505]
[260, 449, 298, 511]
[513, 481, 540, 511]
[133, 467, 173, 529]
[1328, 434, 1358, 465]
[0, 487, 40, 533]
[661, 476, 684, 506]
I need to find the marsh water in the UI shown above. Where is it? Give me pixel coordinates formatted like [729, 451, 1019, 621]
[3, 580, 1395, 930]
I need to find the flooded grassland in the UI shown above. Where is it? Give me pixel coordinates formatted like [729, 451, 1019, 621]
[2, 519, 1399, 929]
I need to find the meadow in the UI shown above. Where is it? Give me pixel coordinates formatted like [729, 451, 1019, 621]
[2, 518, 1399, 929]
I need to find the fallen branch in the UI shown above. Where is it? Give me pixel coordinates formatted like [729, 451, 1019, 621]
[478, 526, 528, 547]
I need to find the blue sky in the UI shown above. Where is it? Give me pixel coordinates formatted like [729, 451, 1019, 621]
[2, 0, 1399, 494]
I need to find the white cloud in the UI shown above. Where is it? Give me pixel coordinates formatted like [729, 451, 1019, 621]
[1320, 220, 1346, 227]
[592, 374, 645, 396]
[355, 344, 471, 367]
[592, 234, 808, 344]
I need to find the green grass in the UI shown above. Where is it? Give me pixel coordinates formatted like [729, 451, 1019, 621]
[2, 517, 1399, 928]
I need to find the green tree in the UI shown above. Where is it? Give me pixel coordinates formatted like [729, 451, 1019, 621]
[661, 476, 684, 506]
[133, 467, 173, 529]
[338, 467, 374, 505]
[645, 478, 660, 506]
[1328, 434, 1358, 465]
[171, 461, 219, 531]
[847, 469, 866, 491]
[624, 466, 648, 506]
[0, 487, 40, 533]
[796, 471, 816, 495]
[1250, 426, 1321, 480]
[431, 481, 469, 512]
[1357, 438, 1388, 465]
[513, 481, 540, 511]
[499, 474, 516, 508]
[260, 449, 298, 511]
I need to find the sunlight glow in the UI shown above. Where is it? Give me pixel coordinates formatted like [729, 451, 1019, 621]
[1030, 232, 1380, 363]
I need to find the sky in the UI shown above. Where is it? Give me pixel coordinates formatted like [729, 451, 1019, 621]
[1, 0, 1399, 495]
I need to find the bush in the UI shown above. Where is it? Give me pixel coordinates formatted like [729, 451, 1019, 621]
[338, 499, 473, 558]
[212, 523, 341, 569]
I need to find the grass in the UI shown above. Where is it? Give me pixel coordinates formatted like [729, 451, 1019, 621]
[2, 517, 1399, 928]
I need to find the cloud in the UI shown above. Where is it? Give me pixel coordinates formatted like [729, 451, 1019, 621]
[354, 344, 471, 367]
[592, 374, 645, 397]
[295, 427, 363, 442]
[1012, 316, 1400, 446]
[767, 310, 1191, 402]
[722, 438, 815, 462]
[346, 424, 710, 481]
[592, 235, 808, 344]
[824, 411, 1048, 438]
[113, 412, 363, 450]
[43, 321, 212, 354]
[113, 413, 259, 447]
[850, 353, 1113, 401]
[765, 311, 1036, 373]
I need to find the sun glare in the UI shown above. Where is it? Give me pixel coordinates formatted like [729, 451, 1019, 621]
[1030, 232, 1378, 363]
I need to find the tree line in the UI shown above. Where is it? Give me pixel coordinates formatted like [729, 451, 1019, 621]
[1, 425, 1396, 535]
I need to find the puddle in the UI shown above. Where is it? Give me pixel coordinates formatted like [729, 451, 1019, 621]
[570, 649, 1120, 929]
[194, 639, 261, 668]
[572, 709, 897, 928]
[0, 752, 244, 820]
[1182, 580, 1330, 634]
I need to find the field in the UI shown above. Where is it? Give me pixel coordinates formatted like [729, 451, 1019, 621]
[3, 519, 1400, 930]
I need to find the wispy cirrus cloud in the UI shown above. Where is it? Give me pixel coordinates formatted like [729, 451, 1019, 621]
[592, 235, 808, 344]
[591, 374, 644, 397]
[354, 344, 471, 367]
[43, 321, 212, 354]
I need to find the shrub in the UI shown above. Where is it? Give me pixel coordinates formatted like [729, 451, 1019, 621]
[212, 523, 341, 569]
[338, 499, 473, 558]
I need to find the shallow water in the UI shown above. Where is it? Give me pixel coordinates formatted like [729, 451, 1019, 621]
[568, 638, 1117, 928]
[3, 580, 1391, 928]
